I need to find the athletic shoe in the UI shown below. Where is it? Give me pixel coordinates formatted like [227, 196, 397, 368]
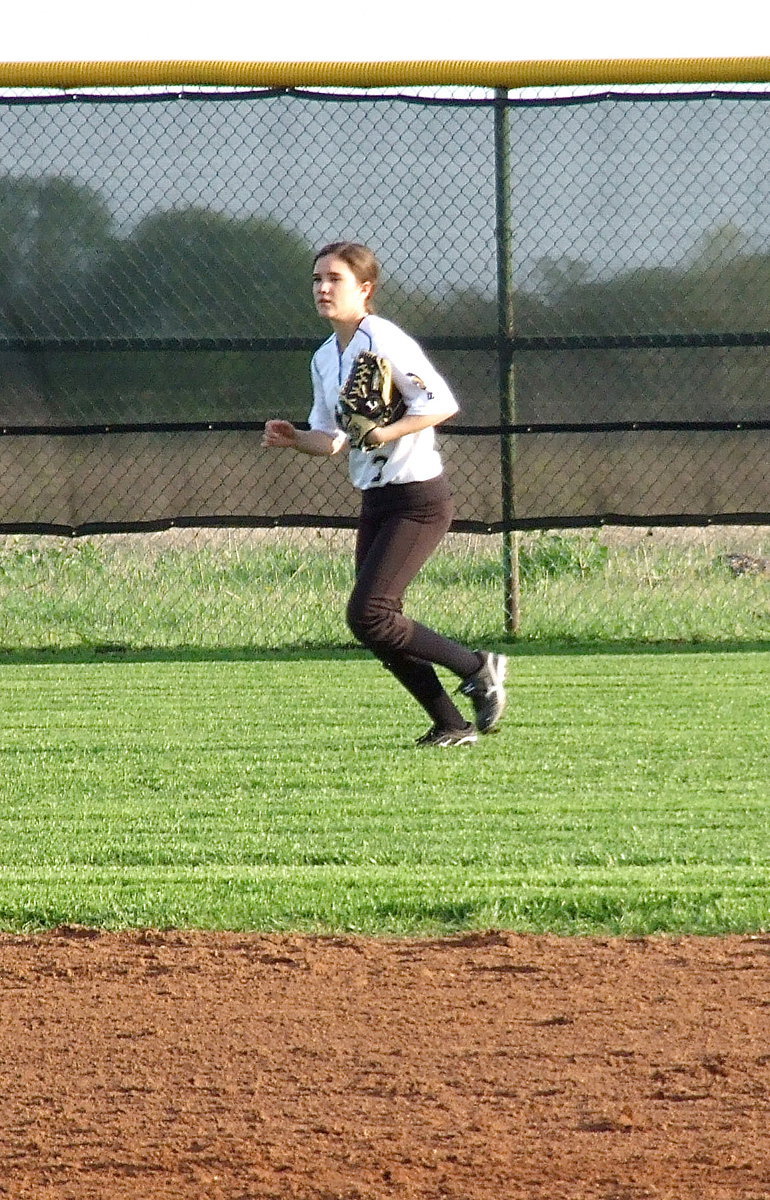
[458, 651, 507, 734]
[415, 723, 478, 747]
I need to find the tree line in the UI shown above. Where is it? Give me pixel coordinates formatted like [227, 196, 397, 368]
[1, 176, 768, 424]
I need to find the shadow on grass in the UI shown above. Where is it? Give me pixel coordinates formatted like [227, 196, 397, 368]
[1, 637, 768, 666]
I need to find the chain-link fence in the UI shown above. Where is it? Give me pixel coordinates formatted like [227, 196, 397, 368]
[0, 82, 767, 648]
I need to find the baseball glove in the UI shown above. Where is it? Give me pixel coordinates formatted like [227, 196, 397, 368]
[337, 351, 406, 451]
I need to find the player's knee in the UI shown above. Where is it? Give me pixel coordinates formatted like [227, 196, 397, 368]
[346, 594, 396, 649]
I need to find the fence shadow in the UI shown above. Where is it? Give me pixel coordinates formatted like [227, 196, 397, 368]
[1, 638, 768, 668]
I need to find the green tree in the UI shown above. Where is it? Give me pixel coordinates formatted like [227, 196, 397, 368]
[0, 175, 115, 338]
[99, 207, 319, 339]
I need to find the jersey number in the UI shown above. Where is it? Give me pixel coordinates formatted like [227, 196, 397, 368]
[371, 454, 388, 485]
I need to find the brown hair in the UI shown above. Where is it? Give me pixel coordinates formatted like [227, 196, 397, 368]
[313, 241, 379, 312]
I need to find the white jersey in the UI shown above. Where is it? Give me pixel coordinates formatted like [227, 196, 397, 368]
[308, 314, 459, 490]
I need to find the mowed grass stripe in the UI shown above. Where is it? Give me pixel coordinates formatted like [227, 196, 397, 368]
[0, 650, 767, 933]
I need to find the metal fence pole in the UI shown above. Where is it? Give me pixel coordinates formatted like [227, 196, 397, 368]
[494, 87, 520, 634]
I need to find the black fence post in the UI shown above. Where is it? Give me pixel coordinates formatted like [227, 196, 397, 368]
[494, 87, 520, 634]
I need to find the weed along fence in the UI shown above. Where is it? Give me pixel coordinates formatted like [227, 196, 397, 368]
[0, 58, 768, 648]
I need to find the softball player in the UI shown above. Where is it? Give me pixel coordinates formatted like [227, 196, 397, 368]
[262, 241, 506, 746]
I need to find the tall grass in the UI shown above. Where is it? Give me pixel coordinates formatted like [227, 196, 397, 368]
[0, 527, 766, 653]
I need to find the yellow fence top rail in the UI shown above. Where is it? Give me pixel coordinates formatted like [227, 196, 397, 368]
[0, 58, 769, 89]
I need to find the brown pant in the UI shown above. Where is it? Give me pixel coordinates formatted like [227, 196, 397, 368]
[346, 475, 479, 727]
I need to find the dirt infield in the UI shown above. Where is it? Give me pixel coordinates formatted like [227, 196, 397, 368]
[1, 929, 768, 1200]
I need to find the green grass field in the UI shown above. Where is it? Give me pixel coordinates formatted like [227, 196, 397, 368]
[1, 643, 767, 935]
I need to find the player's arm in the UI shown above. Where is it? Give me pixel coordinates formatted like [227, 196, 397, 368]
[262, 419, 346, 456]
[371, 324, 460, 445]
[363, 410, 456, 447]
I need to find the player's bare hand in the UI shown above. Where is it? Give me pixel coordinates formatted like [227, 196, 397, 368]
[262, 419, 298, 449]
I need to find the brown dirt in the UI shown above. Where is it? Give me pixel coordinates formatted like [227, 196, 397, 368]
[1, 929, 769, 1200]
